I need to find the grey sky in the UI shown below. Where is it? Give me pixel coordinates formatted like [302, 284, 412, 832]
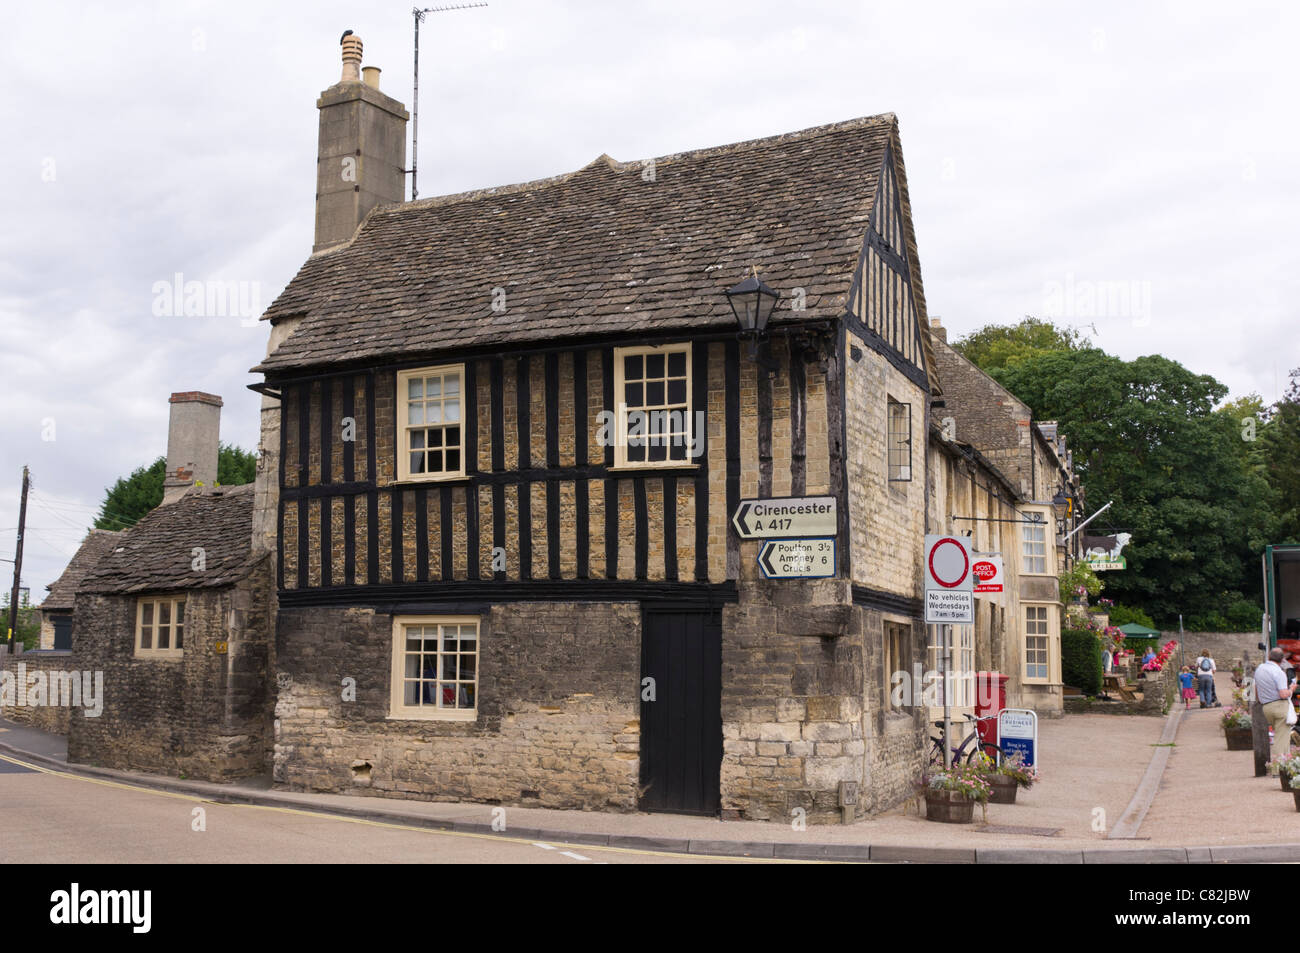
[3, 0, 1296, 599]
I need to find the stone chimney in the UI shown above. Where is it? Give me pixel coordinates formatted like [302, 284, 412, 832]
[314, 31, 409, 253]
[162, 392, 222, 504]
[930, 316, 948, 344]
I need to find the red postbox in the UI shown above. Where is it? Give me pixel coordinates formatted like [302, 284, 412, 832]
[975, 672, 1009, 748]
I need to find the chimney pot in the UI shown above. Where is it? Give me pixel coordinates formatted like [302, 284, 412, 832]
[362, 66, 381, 90]
[341, 33, 363, 83]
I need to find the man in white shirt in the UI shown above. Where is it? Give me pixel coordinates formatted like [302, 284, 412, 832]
[1254, 648, 1294, 767]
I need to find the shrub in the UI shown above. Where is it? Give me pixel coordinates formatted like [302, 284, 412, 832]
[1108, 603, 1156, 629]
[1062, 627, 1104, 696]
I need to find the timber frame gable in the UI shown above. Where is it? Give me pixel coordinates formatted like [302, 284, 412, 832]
[844, 133, 940, 396]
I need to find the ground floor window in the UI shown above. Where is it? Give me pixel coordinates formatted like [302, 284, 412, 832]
[389, 616, 479, 721]
[884, 621, 908, 709]
[925, 624, 974, 708]
[1025, 605, 1050, 681]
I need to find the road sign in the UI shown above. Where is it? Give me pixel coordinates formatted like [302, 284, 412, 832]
[997, 708, 1039, 768]
[732, 496, 836, 539]
[925, 535, 973, 591]
[757, 538, 835, 579]
[924, 535, 974, 623]
[972, 554, 1004, 594]
[925, 590, 974, 623]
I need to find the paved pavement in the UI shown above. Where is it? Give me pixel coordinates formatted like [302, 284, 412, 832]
[2, 670, 1294, 862]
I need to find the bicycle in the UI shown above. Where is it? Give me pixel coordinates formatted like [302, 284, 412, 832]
[927, 712, 1003, 767]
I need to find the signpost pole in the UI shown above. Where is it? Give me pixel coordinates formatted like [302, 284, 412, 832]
[942, 623, 952, 769]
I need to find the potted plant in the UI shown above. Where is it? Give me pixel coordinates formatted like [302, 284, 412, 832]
[975, 751, 1038, 804]
[1220, 706, 1253, 750]
[918, 764, 990, 823]
[1269, 752, 1300, 792]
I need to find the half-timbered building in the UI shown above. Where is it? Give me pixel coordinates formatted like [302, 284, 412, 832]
[246, 37, 1075, 822]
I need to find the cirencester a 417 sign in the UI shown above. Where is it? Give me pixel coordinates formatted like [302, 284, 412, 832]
[731, 496, 837, 539]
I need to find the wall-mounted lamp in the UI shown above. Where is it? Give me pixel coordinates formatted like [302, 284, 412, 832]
[725, 268, 780, 365]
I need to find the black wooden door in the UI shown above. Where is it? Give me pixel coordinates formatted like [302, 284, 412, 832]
[52, 616, 72, 651]
[639, 609, 722, 815]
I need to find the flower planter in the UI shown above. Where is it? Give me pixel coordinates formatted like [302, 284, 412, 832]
[1282, 769, 1293, 793]
[1293, 789, 1300, 813]
[924, 789, 977, 824]
[1224, 727, 1253, 751]
[985, 774, 1019, 804]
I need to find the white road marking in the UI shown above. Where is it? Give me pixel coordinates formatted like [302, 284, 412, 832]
[533, 842, 556, 849]
[560, 850, 589, 861]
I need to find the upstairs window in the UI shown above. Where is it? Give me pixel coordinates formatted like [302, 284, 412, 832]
[136, 595, 185, 659]
[887, 398, 911, 481]
[613, 344, 694, 467]
[1020, 511, 1048, 574]
[398, 365, 465, 481]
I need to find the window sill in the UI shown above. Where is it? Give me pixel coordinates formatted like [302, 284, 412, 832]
[608, 463, 701, 473]
[390, 474, 471, 487]
[386, 709, 478, 723]
[133, 653, 183, 662]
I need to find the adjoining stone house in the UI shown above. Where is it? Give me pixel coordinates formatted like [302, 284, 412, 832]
[929, 322, 1086, 716]
[37, 529, 121, 650]
[62, 393, 275, 781]
[240, 36, 1084, 823]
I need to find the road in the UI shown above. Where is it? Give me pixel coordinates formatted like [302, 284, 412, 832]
[0, 755, 782, 864]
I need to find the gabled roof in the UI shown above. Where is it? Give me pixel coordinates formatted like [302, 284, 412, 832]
[255, 114, 916, 374]
[80, 485, 256, 595]
[40, 529, 123, 610]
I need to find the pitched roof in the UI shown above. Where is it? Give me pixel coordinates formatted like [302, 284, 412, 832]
[40, 529, 123, 610]
[80, 485, 256, 595]
[255, 114, 907, 374]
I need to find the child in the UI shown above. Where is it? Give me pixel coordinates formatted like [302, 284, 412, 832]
[1179, 666, 1196, 709]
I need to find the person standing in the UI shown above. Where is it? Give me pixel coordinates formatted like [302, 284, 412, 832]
[1179, 666, 1196, 709]
[1196, 650, 1217, 708]
[1254, 647, 1294, 768]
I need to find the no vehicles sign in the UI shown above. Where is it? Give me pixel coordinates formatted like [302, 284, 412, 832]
[924, 534, 974, 623]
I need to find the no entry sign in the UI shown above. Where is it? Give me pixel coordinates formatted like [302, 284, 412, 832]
[924, 534, 973, 623]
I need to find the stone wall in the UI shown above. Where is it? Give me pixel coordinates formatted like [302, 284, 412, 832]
[1164, 632, 1264, 672]
[67, 556, 274, 780]
[0, 648, 79, 734]
[273, 602, 642, 811]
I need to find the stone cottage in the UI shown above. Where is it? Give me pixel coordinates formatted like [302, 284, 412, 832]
[37, 529, 121, 650]
[63, 393, 275, 780]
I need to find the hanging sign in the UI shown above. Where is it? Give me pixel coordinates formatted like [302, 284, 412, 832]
[972, 554, 1004, 593]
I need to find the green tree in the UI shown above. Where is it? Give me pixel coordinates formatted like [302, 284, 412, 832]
[1260, 368, 1300, 544]
[94, 444, 257, 531]
[951, 316, 1090, 376]
[992, 349, 1275, 627]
